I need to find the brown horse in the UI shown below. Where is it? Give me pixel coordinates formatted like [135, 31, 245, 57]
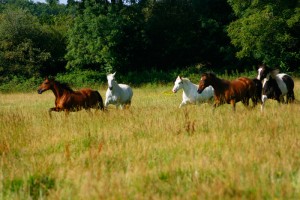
[197, 72, 260, 111]
[38, 77, 104, 116]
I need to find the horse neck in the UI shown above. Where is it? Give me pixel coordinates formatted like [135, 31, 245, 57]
[182, 80, 195, 94]
[112, 80, 121, 91]
[51, 83, 70, 98]
[209, 77, 228, 92]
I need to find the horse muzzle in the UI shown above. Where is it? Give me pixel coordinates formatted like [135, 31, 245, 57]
[37, 89, 44, 94]
[197, 88, 203, 94]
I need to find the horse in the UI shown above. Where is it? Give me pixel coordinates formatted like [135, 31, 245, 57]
[105, 72, 133, 109]
[37, 77, 104, 117]
[252, 78, 263, 106]
[197, 72, 259, 111]
[257, 65, 295, 111]
[172, 76, 214, 108]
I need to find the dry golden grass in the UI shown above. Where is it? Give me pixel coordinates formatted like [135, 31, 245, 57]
[1, 82, 300, 199]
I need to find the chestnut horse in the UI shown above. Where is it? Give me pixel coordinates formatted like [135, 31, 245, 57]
[197, 72, 260, 111]
[38, 77, 104, 116]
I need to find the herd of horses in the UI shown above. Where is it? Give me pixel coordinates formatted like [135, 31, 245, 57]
[37, 72, 133, 117]
[37, 65, 296, 116]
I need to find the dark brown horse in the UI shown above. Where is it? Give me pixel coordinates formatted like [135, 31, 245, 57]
[197, 72, 260, 111]
[38, 77, 104, 116]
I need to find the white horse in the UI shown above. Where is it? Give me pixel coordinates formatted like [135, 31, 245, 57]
[105, 72, 133, 109]
[172, 76, 214, 108]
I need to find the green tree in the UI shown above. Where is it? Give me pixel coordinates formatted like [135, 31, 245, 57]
[0, 8, 50, 81]
[66, 0, 145, 73]
[66, 0, 235, 73]
[227, 0, 299, 70]
[142, 0, 234, 71]
[0, 7, 69, 82]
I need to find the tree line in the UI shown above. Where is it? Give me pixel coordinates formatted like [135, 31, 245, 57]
[0, 0, 299, 84]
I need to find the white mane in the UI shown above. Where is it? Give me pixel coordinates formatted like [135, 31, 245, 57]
[181, 77, 190, 82]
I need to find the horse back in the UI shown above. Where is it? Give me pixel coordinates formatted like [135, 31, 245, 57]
[69, 89, 103, 108]
[118, 84, 133, 100]
[230, 77, 255, 100]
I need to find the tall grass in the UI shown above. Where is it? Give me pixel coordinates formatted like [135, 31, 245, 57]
[1, 82, 300, 199]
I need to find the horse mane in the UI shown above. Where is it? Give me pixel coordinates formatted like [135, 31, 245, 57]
[53, 80, 74, 92]
[203, 72, 217, 79]
[181, 77, 190, 82]
[261, 65, 280, 78]
[270, 69, 279, 78]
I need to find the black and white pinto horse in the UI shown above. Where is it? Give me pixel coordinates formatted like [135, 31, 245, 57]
[257, 65, 295, 111]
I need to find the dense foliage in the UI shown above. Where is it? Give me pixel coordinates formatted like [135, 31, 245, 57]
[0, 0, 299, 87]
[227, 0, 300, 71]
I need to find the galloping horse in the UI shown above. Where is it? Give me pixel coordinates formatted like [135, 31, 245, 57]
[105, 72, 133, 109]
[38, 77, 104, 116]
[172, 76, 214, 108]
[197, 72, 259, 111]
[257, 65, 294, 111]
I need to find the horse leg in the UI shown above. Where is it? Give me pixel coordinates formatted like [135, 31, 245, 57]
[179, 101, 187, 108]
[251, 97, 257, 108]
[213, 99, 221, 109]
[230, 100, 236, 112]
[48, 107, 64, 118]
[85, 108, 93, 116]
[104, 99, 110, 109]
[287, 90, 295, 103]
[124, 101, 131, 109]
[242, 98, 250, 108]
[48, 108, 54, 118]
[260, 102, 265, 112]
[261, 95, 268, 112]
[64, 110, 70, 117]
[127, 101, 131, 109]
[278, 95, 285, 104]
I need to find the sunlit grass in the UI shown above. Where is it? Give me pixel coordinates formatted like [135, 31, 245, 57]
[1, 82, 300, 199]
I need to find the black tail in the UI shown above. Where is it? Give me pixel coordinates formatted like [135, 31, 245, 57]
[282, 75, 295, 103]
[95, 91, 104, 111]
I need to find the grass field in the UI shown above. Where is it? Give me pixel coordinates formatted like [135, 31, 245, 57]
[1, 81, 300, 199]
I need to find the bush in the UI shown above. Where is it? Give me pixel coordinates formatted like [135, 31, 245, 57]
[0, 67, 265, 93]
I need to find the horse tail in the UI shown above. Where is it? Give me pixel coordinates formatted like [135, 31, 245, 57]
[282, 75, 295, 103]
[95, 91, 104, 111]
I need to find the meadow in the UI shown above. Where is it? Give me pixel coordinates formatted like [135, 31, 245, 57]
[1, 81, 300, 199]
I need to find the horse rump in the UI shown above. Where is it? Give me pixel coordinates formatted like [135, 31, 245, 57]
[94, 91, 104, 110]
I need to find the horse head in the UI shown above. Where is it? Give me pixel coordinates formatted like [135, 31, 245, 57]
[257, 64, 279, 81]
[172, 76, 183, 93]
[107, 72, 116, 90]
[197, 72, 214, 94]
[37, 77, 55, 94]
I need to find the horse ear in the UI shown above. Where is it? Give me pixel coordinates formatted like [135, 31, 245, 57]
[178, 76, 182, 80]
[46, 76, 55, 81]
[113, 72, 116, 76]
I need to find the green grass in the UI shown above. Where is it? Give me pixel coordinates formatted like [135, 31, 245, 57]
[1, 82, 300, 199]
